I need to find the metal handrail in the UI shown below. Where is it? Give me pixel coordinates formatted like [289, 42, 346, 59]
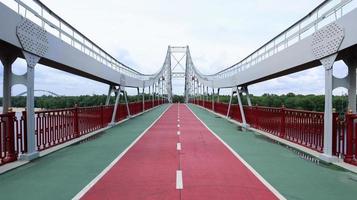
[3, 0, 164, 81]
[193, 0, 356, 80]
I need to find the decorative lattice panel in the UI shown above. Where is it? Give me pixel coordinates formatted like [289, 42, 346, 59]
[16, 19, 48, 59]
[312, 22, 344, 60]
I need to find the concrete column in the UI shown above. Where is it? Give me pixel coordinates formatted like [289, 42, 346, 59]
[244, 86, 252, 107]
[21, 52, 40, 160]
[227, 87, 234, 118]
[322, 66, 334, 159]
[110, 86, 120, 125]
[161, 78, 164, 103]
[142, 87, 145, 111]
[123, 89, 131, 118]
[152, 84, 155, 105]
[137, 87, 140, 102]
[237, 87, 247, 126]
[200, 85, 203, 103]
[25, 63, 36, 158]
[348, 65, 356, 113]
[217, 88, 220, 102]
[344, 58, 357, 113]
[0, 55, 16, 114]
[320, 54, 338, 162]
[105, 85, 114, 105]
[149, 86, 151, 102]
[193, 79, 196, 104]
[206, 86, 209, 102]
[212, 88, 215, 110]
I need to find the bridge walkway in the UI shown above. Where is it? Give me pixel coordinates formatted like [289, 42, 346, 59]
[0, 104, 357, 199]
[0, 105, 169, 200]
[188, 104, 357, 200]
[81, 104, 278, 200]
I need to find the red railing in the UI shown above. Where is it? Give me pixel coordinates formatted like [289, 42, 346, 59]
[246, 106, 282, 137]
[115, 104, 128, 122]
[333, 114, 346, 158]
[0, 112, 23, 165]
[34, 109, 76, 151]
[145, 101, 153, 110]
[343, 114, 357, 165]
[78, 106, 105, 136]
[129, 102, 143, 116]
[102, 105, 115, 127]
[0, 100, 164, 166]
[214, 102, 229, 116]
[192, 101, 324, 153]
[229, 104, 242, 123]
[283, 109, 324, 152]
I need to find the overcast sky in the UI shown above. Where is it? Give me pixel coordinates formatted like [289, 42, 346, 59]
[0, 0, 349, 96]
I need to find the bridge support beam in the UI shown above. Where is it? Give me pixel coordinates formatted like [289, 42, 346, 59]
[242, 86, 252, 107]
[142, 87, 145, 111]
[212, 88, 215, 111]
[152, 84, 155, 105]
[206, 86, 209, 102]
[226, 87, 234, 118]
[20, 52, 41, 161]
[149, 86, 151, 103]
[110, 86, 120, 125]
[311, 22, 344, 162]
[344, 57, 357, 113]
[105, 85, 115, 105]
[237, 86, 247, 127]
[321, 57, 337, 162]
[123, 88, 131, 118]
[0, 55, 17, 114]
[136, 87, 140, 102]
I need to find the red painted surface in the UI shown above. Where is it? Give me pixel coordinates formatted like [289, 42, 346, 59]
[179, 104, 278, 200]
[81, 104, 278, 199]
[82, 105, 180, 200]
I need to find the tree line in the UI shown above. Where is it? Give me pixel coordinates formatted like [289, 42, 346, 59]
[200, 92, 347, 114]
[0, 93, 348, 114]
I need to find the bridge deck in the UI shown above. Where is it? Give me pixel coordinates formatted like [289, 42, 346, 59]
[0, 104, 357, 200]
[82, 104, 277, 200]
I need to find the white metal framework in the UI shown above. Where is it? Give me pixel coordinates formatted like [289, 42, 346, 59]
[184, 0, 357, 163]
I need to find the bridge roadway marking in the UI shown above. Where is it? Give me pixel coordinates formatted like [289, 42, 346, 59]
[185, 104, 285, 200]
[72, 104, 172, 199]
[78, 104, 282, 200]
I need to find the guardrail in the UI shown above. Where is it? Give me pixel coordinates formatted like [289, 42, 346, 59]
[191, 101, 356, 164]
[0, 100, 165, 166]
[0, 112, 24, 165]
[343, 113, 357, 165]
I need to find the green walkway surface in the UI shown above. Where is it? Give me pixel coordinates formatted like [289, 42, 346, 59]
[0, 105, 168, 200]
[188, 104, 357, 200]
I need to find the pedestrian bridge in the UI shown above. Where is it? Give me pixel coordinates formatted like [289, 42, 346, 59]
[1, 0, 357, 199]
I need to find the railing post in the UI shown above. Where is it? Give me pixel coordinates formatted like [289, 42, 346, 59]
[22, 111, 28, 153]
[74, 104, 79, 138]
[332, 110, 338, 156]
[280, 105, 286, 138]
[3, 111, 17, 163]
[344, 112, 354, 163]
